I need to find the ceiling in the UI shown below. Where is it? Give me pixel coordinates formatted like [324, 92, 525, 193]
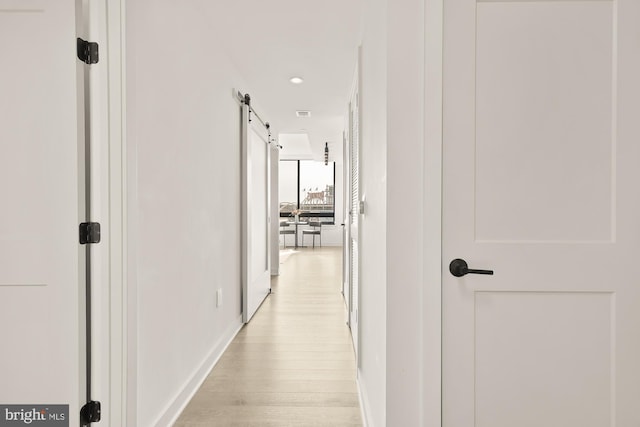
[208, 0, 364, 162]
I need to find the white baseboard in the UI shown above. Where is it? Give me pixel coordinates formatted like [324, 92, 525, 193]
[153, 315, 243, 427]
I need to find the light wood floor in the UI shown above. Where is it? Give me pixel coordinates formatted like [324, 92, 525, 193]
[175, 246, 362, 427]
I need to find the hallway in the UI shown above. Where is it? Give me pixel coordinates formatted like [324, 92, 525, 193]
[175, 247, 362, 426]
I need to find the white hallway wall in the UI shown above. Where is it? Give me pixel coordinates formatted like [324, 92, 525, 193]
[357, 0, 388, 423]
[386, 0, 428, 424]
[126, 1, 257, 424]
[358, 0, 434, 425]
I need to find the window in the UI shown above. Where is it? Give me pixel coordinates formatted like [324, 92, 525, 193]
[279, 160, 335, 224]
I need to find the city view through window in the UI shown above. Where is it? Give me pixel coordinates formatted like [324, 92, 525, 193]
[279, 160, 335, 223]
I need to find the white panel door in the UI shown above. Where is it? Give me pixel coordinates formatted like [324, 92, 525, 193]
[0, 0, 83, 423]
[242, 108, 271, 323]
[443, 1, 640, 426]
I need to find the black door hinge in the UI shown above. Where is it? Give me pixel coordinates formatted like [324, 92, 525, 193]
[80, 401, 101, 424]
[79, 222, 101, 244]
[77, 38, 99, 64]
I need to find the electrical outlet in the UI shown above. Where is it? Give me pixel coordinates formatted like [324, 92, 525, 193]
[216, 289, 222, 307]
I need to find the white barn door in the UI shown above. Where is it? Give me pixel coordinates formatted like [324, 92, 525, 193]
[443, 1, 640, 426]
[241, 96, 271, 323]
[0, 0, 85, 423]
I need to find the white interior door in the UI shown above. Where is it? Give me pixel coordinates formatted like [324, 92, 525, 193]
[242, 103, 271, 323]
[443, 1, 640, 426]
[0, 0, 84, 423]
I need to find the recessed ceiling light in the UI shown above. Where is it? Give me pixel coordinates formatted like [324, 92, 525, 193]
[289, 76, 304, 84]
[296, 110, 311, 118]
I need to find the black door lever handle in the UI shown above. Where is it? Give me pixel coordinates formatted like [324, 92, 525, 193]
[449, 258, 493, 277]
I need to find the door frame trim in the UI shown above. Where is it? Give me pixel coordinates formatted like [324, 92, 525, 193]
[102, 0, 446, 424]
[105, 0, 129, 425]
[423, 0, 443, 425]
